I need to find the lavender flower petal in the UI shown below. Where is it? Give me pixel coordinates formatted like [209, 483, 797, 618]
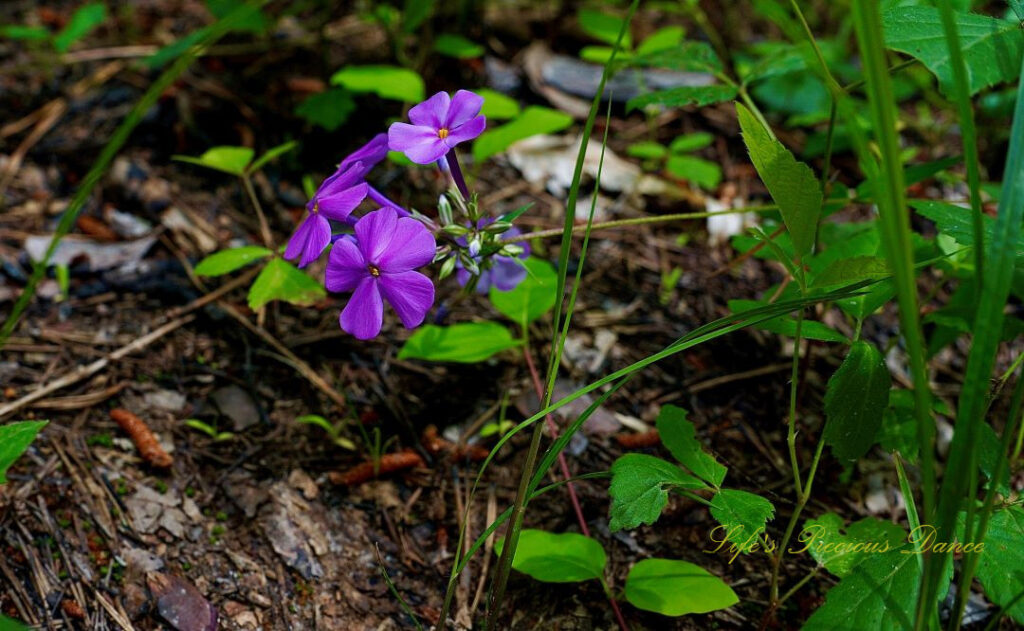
[445, 90, 485, 129]
[340, 133, 388, 172]
[388, 124, 449, 164]
[341, 277, 384, 340]
[378, 271, 434, 329]
[377, 217, 436, 272]
[353, 207, 398, 263]
[489, 256, 528, 291]
[284, 213, 331, 268]
[317, 182, 368, 221]
[408, 91, 450, 128]
[325, 237, 366, 292]
[444, 115, 486, 146]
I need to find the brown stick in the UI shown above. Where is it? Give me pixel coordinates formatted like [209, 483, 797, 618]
[110, 408, 172, 468]
[328, 450, 425, 486]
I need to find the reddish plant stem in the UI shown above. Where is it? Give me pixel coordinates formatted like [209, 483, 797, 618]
[521, 347, 630, 631]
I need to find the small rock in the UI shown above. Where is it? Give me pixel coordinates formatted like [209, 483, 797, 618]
[210, 385, 260, 431]
[147, 572, 217, 631]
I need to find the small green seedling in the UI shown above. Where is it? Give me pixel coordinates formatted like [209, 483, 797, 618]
[184, 419, 234, 442]
[627, 133, 721, 190]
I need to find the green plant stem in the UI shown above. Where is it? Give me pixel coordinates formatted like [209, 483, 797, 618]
[241, 174, 274, 249]
[786, 312, 806, 495]
[778, 567, 819, 606]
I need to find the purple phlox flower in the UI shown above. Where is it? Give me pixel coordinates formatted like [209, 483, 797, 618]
[285, 162, 369, 268]
[455, 219, 530, 294]
[388, 90, 486, 164]
[326, 207, 437, 340]
[340, 133, 389, 175]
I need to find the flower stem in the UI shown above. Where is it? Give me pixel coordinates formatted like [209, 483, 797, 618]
[367, 184, 411, 217]
[241, 174, 274, 249]
[445, 150, 471, 200]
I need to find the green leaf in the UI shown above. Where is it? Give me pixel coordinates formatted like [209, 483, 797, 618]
[330, 65, 425, 103]
[627, 85, 737, 112]
[473, 106, 574, 162]
[0, 614, 29, 631]
[579, 46, 627, 64]
[194, 246, 272, 277]
[433, 33, 484, 58]
[962, 506, 1024, 624]
[709, 489, 775, 550]
[626, 141, 668, 160]
[249, 141, 297, 174]
[53, 2, 106, 53]
[883, 7, 1024, 96]
[247, 258, 325, 310]
[811, 256, 890, 289]
[173, 146, 254, 176]
[654, 405, 727, 487]
[398, 322, 520, 363]
[823, 341, 892, 462]
[488, 258, 558, 326]
[879, 389, 919, 459]
[478, 88, 520, 120]
[800, 513, 907, 577]
[402, 0, 434, 33]
[736, 102, 822, 255]
[635, 26, 685, 56]
[1013, 0, 1024, 21]
[803, 547, 925, 630]
[630, 41, 723, 73]
[669, 132, 714, 154]
[295, 89, 355, 131]
[665, 155, 722, 189]
[0, 25, 51, 41]
[609, 453, 705, 532]
[578, 9, 631, 48]
[145, 28, 208, 69]
[624, 558, 738, 616]
[0, 421, 47, 484]
[206, 0, 268, 33]
[495, 529, 606, 583]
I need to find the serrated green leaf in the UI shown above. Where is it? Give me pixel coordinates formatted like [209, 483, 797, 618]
[295, 89, 355, 131]
[635, 26, 685, 56]
[609, 453, 705, 532]
[626, 141, 668, 160]
[883, 7, 1024, 96]
[709, 489, 775, 550]
[488, 258, 558, 326]
[194, 246, 272, 277]
[665, 155, 722, 189]
[473, 106, 573, 162]
[478, 89, 520, 120]
[433, 33, 484, 58]
[736, 102, 822, 256]
[398, 322, 520, 363]
[330, 65, 425, 103]
[627, 84, 737, 112]
[811, 256, 890, 289]
[823, 341, 892, 462]
[630, 41, 722, 73]
[249, 141, 297, 174]
[247, 258, 325, 310]
[173, 146, 254, 176]
[654, 405, 726, 487]
[0, 421, 47, 484]
[578, 9, 631, 48]
[800, 513, 907, 577]
[53, 2, 106, 53]
[669, 132, 714, 154]
[494, 529, 606, 583]
[624, 558, 738, 616]
[960, 506, 1024, 624]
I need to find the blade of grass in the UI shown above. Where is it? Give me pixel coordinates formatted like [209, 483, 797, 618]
[0, 1, 268, 348]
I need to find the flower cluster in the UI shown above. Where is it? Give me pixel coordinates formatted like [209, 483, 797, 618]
[285, 89, 528, 340]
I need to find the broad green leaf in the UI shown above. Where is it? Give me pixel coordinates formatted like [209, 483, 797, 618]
[488, 257, 558, 326]
[626, 141, 668, 160]
[627, 85, 737, 112]
[578, 9, 631, 48]
[249, 141, 298, 173]
[0, 25, 50, 41]
[173, 146, 254, 176]
[402, 0, 433, 33]
[709, 489, 775, 550]
[961, 506, 1024, 624]
[247, 258, 325, 310]
[473, 106, 573, 162]
[729, 300, 850, 343]
[803, 547, 924, 630]
[630, 41, 723, 73]
[495, 529, 606, 583]
[669, 132, 714, 154]
[811, 256, 890, 289]
[624, 558, 738, 616]
[433, 33, 484, 58]
[879, 389, 919, 459]
[654, 405, 726, 487]
[823, 341, 892, 462]
[478, 89, 520, 120]
[800, 513, 907, 577]
[194, 246, 272, 277]
[883, 7, 1024, 96]
[736, 102, 822, 255]
[635, 26, 685, 56]
[295, 89, 355, 131]
[53, 2, 106, 53]
[579, 46, 625, 65]
[665, 155, 722, 190]
[609, 453, 705, 532]
[398, 322, 520, 363]
[330, 65, 425, 103]
[1013, 0, 1024, 21]
[0, 421, 47, 484]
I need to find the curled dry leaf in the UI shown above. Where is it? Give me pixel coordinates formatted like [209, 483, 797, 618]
[110, 408, 172, 468]
[328, 450, 425, 486]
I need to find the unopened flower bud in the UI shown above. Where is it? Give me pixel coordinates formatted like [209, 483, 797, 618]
[443, 224, 469, 237]
[459, 252, 480, 276]
[500, 244, 525, 257]
[484, 220, 513, 235]
[468, 237, 481, 257]
[438, 195, 453, 225]
[438, 255, 457, 279]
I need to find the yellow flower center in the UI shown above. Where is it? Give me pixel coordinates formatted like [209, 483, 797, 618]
[438, 128, 450, 139]
[312, 202, 320, 214]
[368, 264, 381, 277]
